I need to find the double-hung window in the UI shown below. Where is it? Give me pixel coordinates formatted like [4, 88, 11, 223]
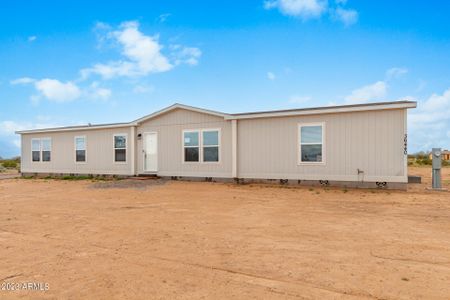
[183, 129, 220, 163]
[31, 139, 41, 162]
[114, 134, 127, 162]
[31, 138, 51, 162]
[75, 136, 87, 162]
[41, 138, 52, 161]
[202, 130, 219, 162]
[299, 123, 324, 163]
[183, 131, 200, 162]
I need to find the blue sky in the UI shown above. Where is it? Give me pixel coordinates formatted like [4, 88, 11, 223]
[1, 0, 450, 157]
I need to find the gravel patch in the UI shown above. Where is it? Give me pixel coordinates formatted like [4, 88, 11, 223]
[89, 178, 167, 189]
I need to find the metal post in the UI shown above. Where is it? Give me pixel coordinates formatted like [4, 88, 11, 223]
[431, 148, 442, 189]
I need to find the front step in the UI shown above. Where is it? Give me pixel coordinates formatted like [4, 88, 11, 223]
[135, 174, 159, 180]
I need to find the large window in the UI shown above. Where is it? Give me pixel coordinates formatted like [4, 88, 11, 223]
[31, 138, 51, 162]
[75, 136, 86, 162]
[31, 139, 41, 162]
[114, 134, 127, 162]
[202, 130, 219, 162]
[183, 129, 220, 163]
[299, 123, 324, 163]
[183, 131, 199, 162]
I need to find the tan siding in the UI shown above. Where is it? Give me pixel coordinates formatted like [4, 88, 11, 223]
[137, 108, 232, 177]
[237, 109, 406, 182]
[21, 127, 133, 175]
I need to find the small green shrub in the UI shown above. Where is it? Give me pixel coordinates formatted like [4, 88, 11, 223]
[2, 160, 17, 168]
[61, 175, 93, 180]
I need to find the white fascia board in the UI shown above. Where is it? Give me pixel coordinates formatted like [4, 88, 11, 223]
[16, 123, 136, 135]
[225, 102, 417, 120]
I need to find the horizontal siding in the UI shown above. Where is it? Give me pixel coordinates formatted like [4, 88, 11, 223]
[137, 108, 233, 177]
[21, 127, 133, 175]
[237, 109, 406, 182]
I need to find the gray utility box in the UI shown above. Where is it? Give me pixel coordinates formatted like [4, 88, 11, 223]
[432, 148, 442, 189]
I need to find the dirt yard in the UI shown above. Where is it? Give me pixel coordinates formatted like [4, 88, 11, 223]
[0, 167, 449, 299]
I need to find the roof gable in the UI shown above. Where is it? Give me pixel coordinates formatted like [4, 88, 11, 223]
[133, 103, 228, 124]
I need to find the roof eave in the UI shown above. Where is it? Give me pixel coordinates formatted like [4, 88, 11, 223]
[225, 101, 417, 120]
[15, 122, 136, 135]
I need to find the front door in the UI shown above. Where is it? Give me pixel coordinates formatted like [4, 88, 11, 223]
[144, 132, 157, 172]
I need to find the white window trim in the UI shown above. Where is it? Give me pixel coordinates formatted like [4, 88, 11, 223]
[201, 128, 221, 164]
[31, 138, 41, 162]
[113, 133, 128, 164]
[297, 122, 326, 165]
[181, 128, 221, 164]
[41, 138, 52, 163]
[182, 129, 201, 164]
[74, 135, 87, 164]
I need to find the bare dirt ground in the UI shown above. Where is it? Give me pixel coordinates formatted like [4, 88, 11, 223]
[0, 167, 449, 299]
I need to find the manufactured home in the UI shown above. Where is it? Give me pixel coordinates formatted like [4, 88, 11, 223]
[16, 101, 416, 189]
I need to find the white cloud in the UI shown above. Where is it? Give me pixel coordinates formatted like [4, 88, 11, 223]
[11, 78, 83, 102]
[408, 89, 450, 151]
[267, 72, 276, 80]
[344, 81, 387, 104]
[35, 79, 81, 102]
[0, 120, 59, 136]
[332, 7, 358, 26]
[265, 0, 358, 26]
[264, 0, 327, 19]
[28, 36, 37, 42]
[10, 77, 35, 85]
[133, 84, 154, 94]
[87, 82, 111, 100]
[289, 95, 311, 104]
[157, 13, 171, 23]
[171, 46, 202, 66]
[386, 67, 408, 80]
[81, 21, 199, 80]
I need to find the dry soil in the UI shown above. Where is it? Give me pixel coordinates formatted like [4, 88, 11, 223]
[0, 167, 449, 299]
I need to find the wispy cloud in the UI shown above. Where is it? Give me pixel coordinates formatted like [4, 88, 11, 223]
[171, 45, 202, 66]
[157, 13, 171, 23]
[11, 78, 111, 103]
[264, 0, 358, 26]
[385, 67, 408, 80]
[264, 0, 327, 19]
[267, 72, 276, 80]
[332, 7, 358, 27]
[343, 67, 409, 104]
[344, 81, 387, 104]
[288, 95, 311, 104]
[133, 84, 155, 94]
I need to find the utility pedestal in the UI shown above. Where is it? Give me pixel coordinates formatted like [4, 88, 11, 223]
[431, 148, 444, 190]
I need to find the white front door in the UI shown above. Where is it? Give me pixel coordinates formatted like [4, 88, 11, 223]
[144, 132, 158, 172]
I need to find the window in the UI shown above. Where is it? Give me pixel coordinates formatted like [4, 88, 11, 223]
[31, 138, 51, 162]
[299, 124, 324, 163]
[75, 136, 86, 162]
[114, 134, 127, 162]
[31, 139, 40, 162]
[183, 129, 220, 163]
[41, 138, 52, 161]
[183, 131, 199, 162]
[202, 130, 219, 162]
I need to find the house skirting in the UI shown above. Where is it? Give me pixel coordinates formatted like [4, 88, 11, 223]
[21, 172, 407, 190]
